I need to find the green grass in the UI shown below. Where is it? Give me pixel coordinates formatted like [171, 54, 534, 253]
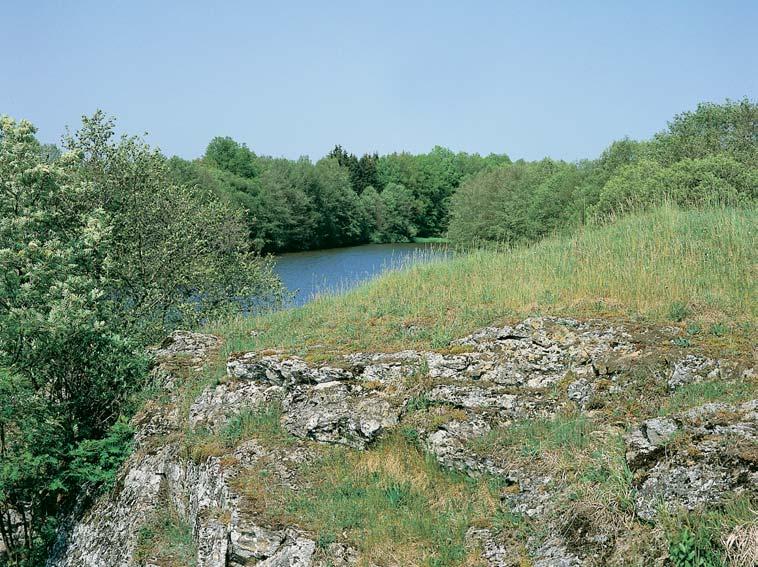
[135, 505, 197, 567]
[206, 205, 756, 356]
[660, 379, 757, 415]
[468, 414, 595, 459]
[181, 402, 293, 462]
[234, 433, 498, 566]
[220, 402, 294, 447]
[412, 236, 450, 243]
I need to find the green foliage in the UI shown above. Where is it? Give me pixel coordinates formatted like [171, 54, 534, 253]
[653, 97, 758, 167]
[170, 142, 508, 252]
[204, 136, 258, 178]
[0, 112, 282, 564]
[375, 182, 419, 242]
[710, 323, 728, 337]
[64, 111, 283, 342]
[210, 206, 756, 356]
[660, 379, 754, 415]
[328, 145, 379, 194]
[164, 99, 754, 253]
[447, 159, 564, 246]
[447, 99, 757, 247]
[67, 418, 134, 490]
[669, 528, 721, 567]
[593, 154, 756, 218]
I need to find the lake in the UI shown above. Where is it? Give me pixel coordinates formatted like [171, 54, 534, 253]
[274, 242, 449, 306]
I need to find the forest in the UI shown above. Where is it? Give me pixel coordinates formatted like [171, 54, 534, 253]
[0, 98, 755, 565]
[168, 141, 510, 251]
[167, 98, 755, 252]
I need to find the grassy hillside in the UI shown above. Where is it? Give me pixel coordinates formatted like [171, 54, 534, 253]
[160, 204, 757, 566]
[208, 204, 756, 357]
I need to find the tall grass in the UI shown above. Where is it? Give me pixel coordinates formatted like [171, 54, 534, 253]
[207, 205, 756, 354]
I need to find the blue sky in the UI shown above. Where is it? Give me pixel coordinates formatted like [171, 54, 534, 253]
[1, 0, 755, 161]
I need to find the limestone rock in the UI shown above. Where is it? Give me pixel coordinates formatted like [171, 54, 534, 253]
[283, 381, 400, 449]
[625, 417, 679, 469]
[152, 330, 222, 367]
[227, 352, 351, 387]
[627, 401, 757, 521]
[668, 355, 721, 390]
[466, 527, 511, 566]
[47, 319, 756, 567]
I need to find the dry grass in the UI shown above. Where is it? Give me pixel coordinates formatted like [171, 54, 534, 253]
[722, 522, 758, 567]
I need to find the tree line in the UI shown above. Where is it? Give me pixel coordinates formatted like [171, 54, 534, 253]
[166, 98, 756, 254]
[168, 141, 511, 252]
[447, 98, 757, 246]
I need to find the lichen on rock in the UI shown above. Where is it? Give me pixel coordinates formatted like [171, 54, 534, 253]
[46, 318, 756, 567]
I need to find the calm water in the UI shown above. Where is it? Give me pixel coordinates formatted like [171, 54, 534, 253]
[274, 242, 449, 306]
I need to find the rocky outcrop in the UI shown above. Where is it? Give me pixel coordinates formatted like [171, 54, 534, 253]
[47, 318, 756, 567]
[47, 332, 323, 567]
[625, 400, 758, 521]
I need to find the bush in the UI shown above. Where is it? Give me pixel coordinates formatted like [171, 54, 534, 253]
[592, 155, 756, 219]
[0, 112, 283, 564]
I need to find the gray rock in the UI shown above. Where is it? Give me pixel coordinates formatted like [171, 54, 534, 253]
[532, 536, 582, 567]
[423, 418, 501, 475]
[628, 401, 758, 521]
[256, 530, 315, 567]
[465, 527, 511, 566]
[567, 378, 595, 409]
[152, 330, 221, 367]
[227, 353, 351, 387]
[189, 380, 284, 429]
[625, 417, 678, 470]
[283, 381, 400, 449]
[427, 383, 518, 410]
[668, 355, 720, 391]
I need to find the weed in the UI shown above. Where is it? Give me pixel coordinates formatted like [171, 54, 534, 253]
[686, 323, 702, 336]
[710, 323, 728, 337]
[406, 394, 434, 412]
[669, 301, 691, 322]
[669, 528, 721, 567]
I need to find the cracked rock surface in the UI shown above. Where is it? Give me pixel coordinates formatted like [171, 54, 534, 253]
[46, 318, 756, 566]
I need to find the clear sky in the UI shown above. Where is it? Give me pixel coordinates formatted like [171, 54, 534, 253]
[1, 0, 756, 162]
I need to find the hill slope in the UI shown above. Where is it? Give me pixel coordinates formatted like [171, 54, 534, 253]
[47, 206, 757, 567]
[212, 205, 756, 355]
